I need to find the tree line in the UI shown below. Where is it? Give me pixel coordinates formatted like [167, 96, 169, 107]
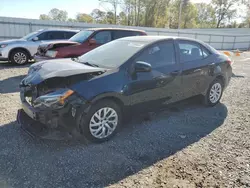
[39, 0, 250, 29]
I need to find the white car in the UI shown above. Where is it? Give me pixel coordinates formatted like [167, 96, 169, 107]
[0, 28, 79, 65]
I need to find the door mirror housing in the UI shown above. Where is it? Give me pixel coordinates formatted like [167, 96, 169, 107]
[32, 37, 39, 41]
[89, 38, 97, 45]
[135, 61, 152, 73]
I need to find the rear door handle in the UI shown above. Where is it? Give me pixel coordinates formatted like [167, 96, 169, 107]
[171, 70, 181, 76]
[193, 69, 202, 73]
[154, 75, 167, 80]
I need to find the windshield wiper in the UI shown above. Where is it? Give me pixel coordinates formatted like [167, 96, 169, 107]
[71, 57, 80, 62]
[71, 58, 100, 67]
[82, 62, 99, 67]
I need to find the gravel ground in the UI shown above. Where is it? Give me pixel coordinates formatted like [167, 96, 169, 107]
[0, 54, 249, 188]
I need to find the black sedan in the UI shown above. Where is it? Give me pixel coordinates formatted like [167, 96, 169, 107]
[18, 36, 232, 143]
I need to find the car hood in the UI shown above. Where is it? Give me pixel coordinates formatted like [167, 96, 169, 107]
[40, 40, 79, 46]
[37, 40, 80, 54]
[39, 40, 79, 49]
[0, 39, 26, 44]
[21, 58, 107, 85]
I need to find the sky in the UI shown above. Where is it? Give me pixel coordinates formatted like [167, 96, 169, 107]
[0, 0, 212, 20]
[0, 0, 101, 19]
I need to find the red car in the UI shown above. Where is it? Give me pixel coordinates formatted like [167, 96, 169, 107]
[34, 28, 147, 62]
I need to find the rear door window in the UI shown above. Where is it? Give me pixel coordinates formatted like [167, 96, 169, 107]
[93, 31, 112, 44]
[177, 40, 206, 63]
[38, 31, 66, 40]
[201, 46, 211, 58]
[37, 32, 49, 40]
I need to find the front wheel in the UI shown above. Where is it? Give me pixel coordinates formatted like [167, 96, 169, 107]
[10, 50, 29, 65]
[79, 100, 122, 143]
[203, 79, 224, 107]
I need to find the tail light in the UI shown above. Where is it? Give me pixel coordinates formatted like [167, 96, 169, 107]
[140, 32, 147, 36]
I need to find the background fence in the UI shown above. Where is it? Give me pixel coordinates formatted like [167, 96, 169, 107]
[1, 16, 250, 50]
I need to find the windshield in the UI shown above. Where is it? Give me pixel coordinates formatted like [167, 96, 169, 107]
[78, 40, 147, 68]
[69, 30, 94, 43]
[22, 31, 39, 40]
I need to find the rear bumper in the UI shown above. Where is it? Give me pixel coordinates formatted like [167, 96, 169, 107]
[224, 66, 233, 89]
[34, 55, 55, 62]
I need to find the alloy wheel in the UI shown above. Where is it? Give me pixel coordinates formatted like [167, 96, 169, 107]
[89, 107, 118, 139]
[13, 52, 27, 64]
[209, 83, 222, 104]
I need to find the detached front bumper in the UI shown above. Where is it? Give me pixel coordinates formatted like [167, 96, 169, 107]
[17, 109, 81, 140]
[18, 88, 90, 140]
[17, 100, 76, 140]
[34, 54, 55, 62]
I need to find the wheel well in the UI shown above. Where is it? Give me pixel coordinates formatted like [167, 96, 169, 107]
[215, 75, 225, 87]
[94, 97, 125, 110]
[8, 48, 32, 60]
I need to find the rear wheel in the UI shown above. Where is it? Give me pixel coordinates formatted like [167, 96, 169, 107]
[203, 78, 223, 107]
[79, 100, 122, 143]
[10, 49, 29, 65]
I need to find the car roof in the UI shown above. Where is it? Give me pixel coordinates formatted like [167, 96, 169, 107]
[38, 28, 80, 32]
[118, 36, 207, 45]
[85, 27, 146, 33]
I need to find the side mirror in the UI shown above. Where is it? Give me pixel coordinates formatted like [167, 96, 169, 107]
[135, 61, 152, 73]
[89, 38, 97, 45]
[32, 37, 39, 41]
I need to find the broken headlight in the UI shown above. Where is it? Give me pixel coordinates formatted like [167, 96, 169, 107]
[33, 88, 74, 109]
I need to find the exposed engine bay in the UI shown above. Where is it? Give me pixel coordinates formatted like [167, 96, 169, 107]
[22, 72, 103, 106]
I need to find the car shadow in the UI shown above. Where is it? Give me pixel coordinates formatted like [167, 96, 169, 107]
[0, 61, 31, 69]
[232, 73, 245, 78]
[0, 75, 25, 94]
[0, 99, 228, 188]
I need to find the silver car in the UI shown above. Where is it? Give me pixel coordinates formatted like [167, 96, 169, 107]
[0, 28, 79, 65]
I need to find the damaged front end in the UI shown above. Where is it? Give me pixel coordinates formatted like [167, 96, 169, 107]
[37, 41, 79, 56]
[34, 41, 79, 62]
[18, 72, 102, 140]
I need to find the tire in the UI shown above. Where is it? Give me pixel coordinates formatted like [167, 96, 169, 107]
[10, 49, 29, 65]
[203, 78, 224, 107]
[79, 100, 122, 143]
